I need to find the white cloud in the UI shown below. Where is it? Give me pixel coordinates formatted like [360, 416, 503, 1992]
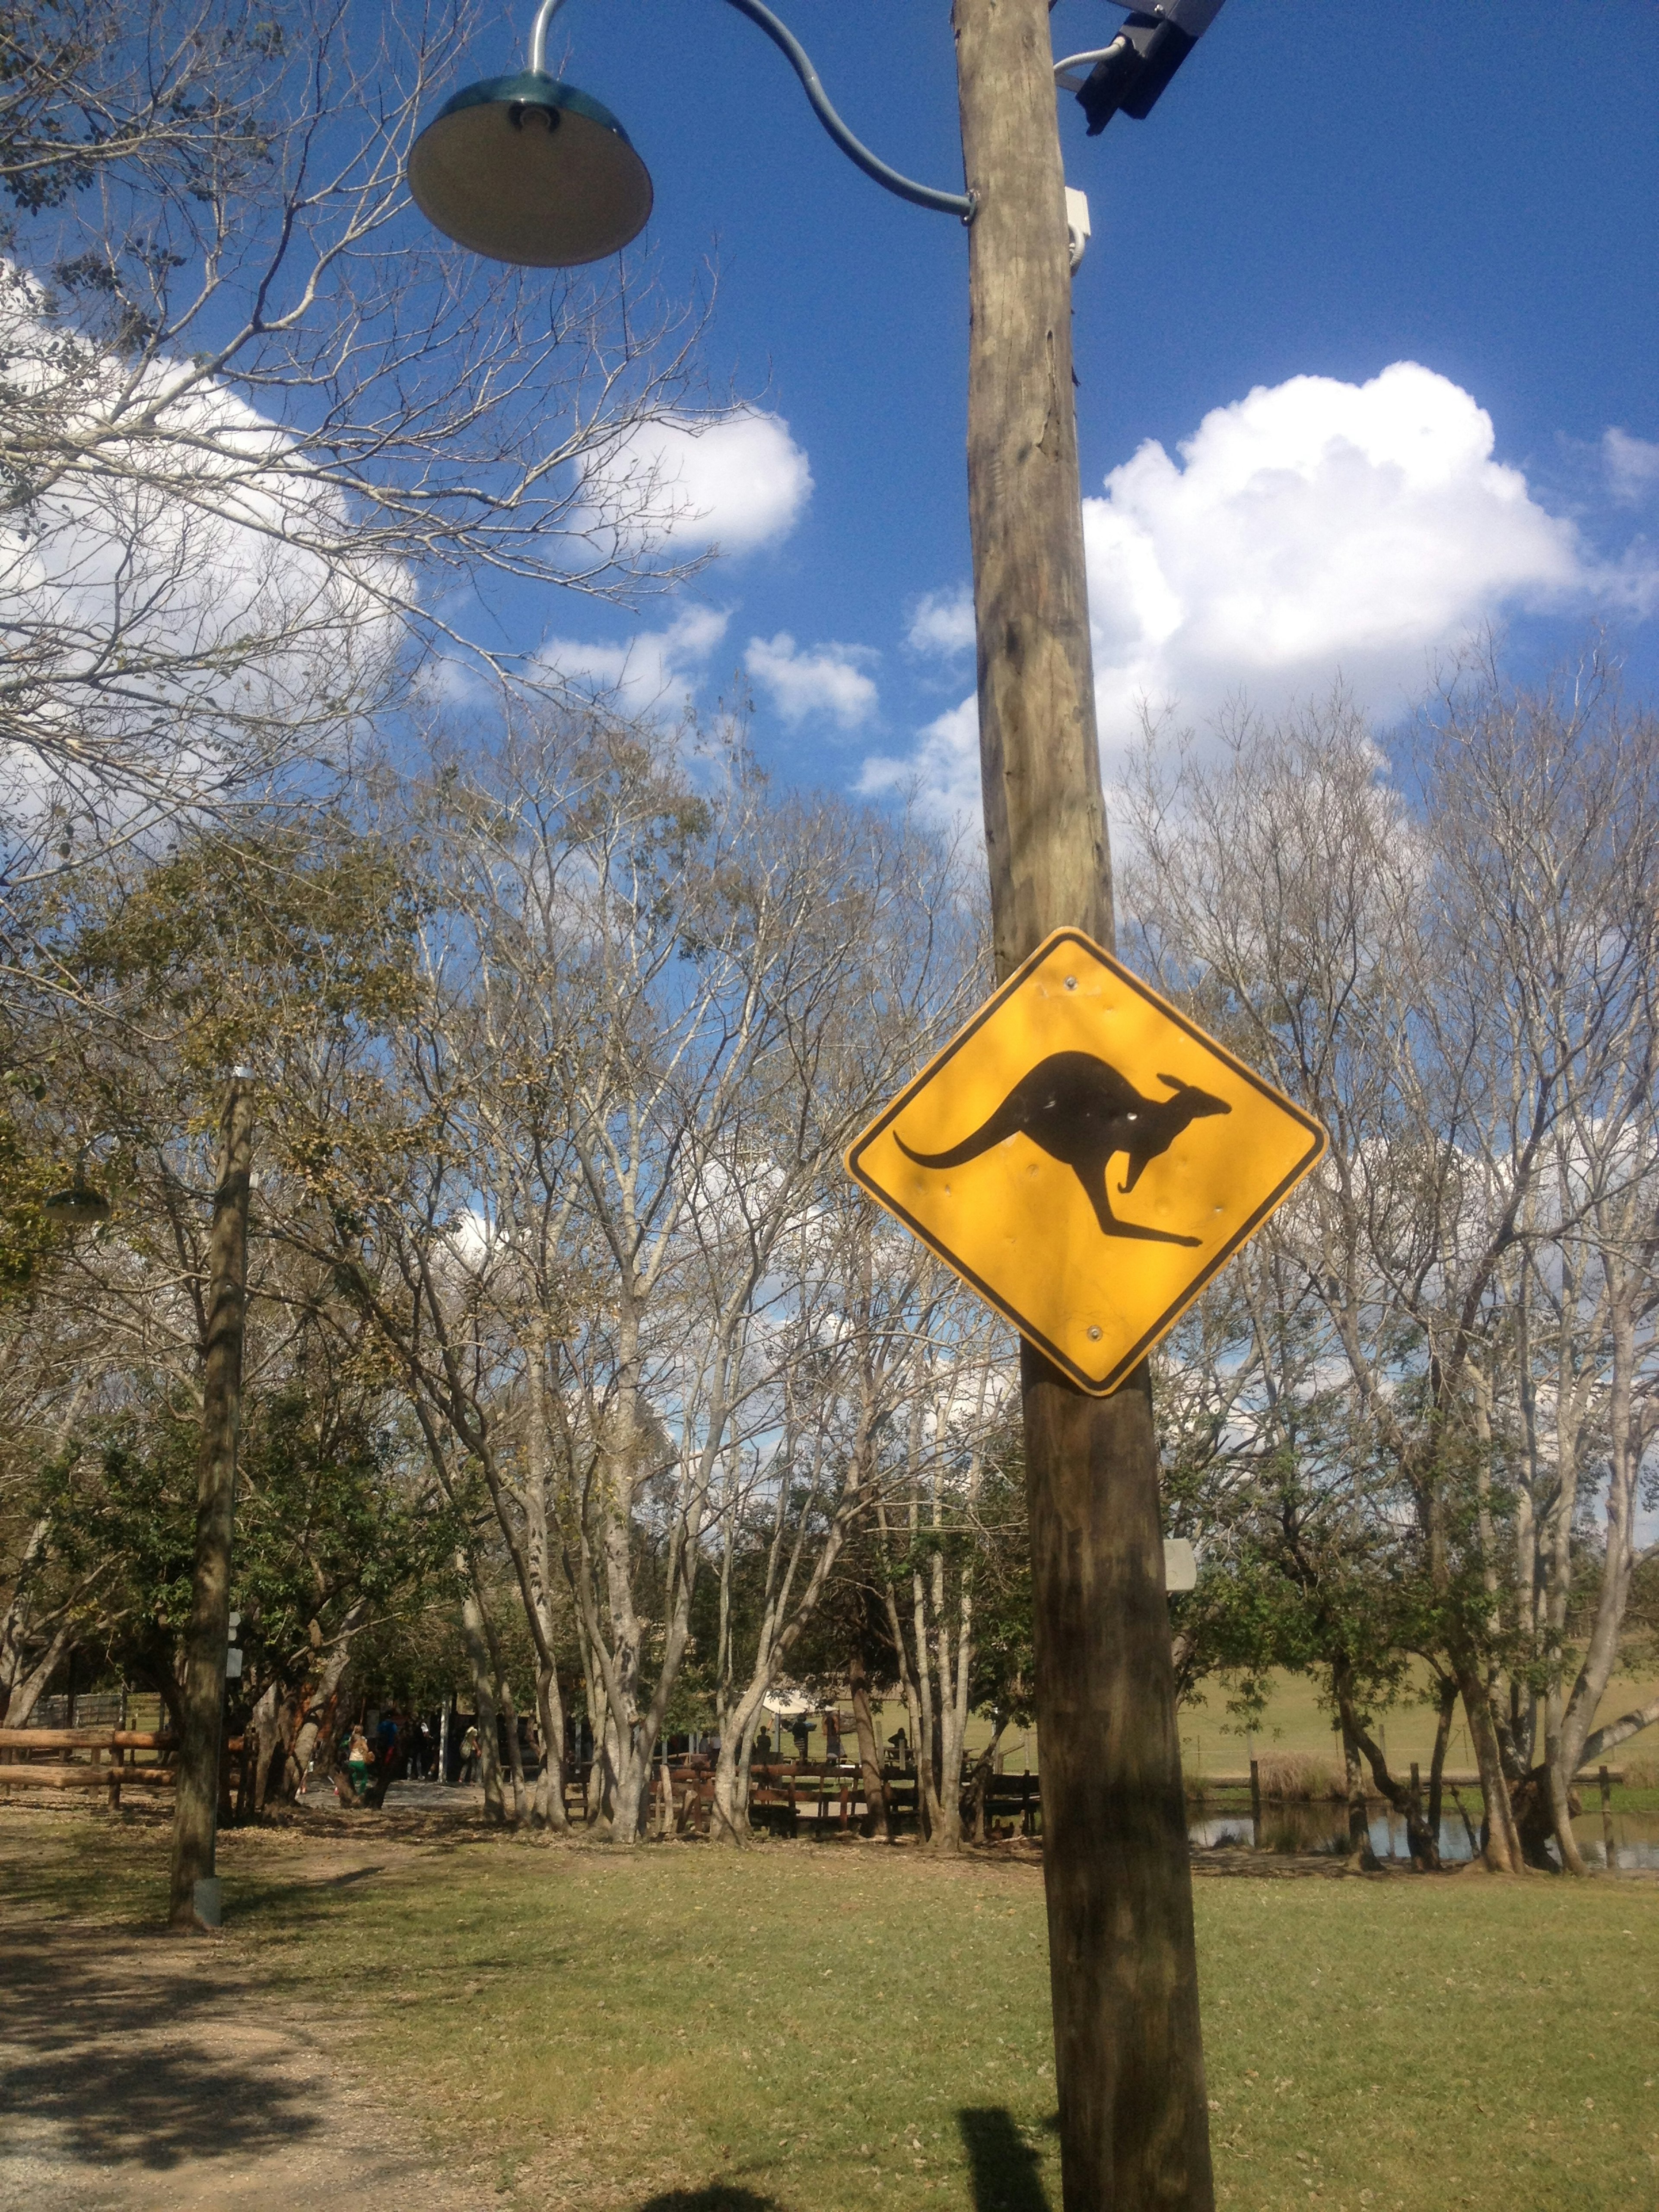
[745, 632, 878, 728]
[860, 693, 977, 815]
[864, 362, 1659, 820]
[1604, 427, 1659, 505]
[907, 585, 976, 658]
[1083, 362, 1592, 743]
[537, 603, 730, 715]
[0, 263, 403, 852]
[582, 407, 813, 558]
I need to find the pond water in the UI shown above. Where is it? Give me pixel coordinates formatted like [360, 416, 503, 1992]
[1189, 1802, 1659, 1869]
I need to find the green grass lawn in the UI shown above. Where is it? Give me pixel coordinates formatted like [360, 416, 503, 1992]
[4, 1811, 1656, 2212]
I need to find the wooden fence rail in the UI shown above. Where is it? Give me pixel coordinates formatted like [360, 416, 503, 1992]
[569, 1758, 1046, 1840]
[0, 1728, 177, 1808]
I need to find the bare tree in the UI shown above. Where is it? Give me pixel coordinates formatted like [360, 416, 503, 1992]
[0, 0, 712, 901]
[280, 712, 975, 1842]
[1122, 668, 1659, 1871]
[867, 1287, 1010, 1850]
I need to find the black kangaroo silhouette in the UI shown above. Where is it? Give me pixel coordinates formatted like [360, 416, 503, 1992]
[895, 1051, 1230, 1246]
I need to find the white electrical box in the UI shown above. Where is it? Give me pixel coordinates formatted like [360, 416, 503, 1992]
[1065, 186, 1092, 272]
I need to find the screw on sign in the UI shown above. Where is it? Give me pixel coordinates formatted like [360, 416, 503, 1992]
[846, 927, 1326, 1393]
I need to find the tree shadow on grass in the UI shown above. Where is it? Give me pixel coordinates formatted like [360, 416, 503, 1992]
[636, 2194, 786, 2212]
[0, 1931, 323, 2174]
[959, 2106, 1052, 2212]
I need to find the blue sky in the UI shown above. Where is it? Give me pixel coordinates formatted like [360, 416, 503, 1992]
[478, 0, 1659, 809]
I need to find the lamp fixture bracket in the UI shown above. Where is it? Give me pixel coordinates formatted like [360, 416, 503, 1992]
[527, 0, 976, 222]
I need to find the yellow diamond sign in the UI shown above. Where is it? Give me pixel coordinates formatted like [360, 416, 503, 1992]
[846, 928, 1327, 1395]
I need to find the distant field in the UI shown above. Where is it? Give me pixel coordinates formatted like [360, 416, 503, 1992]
[1175, 1663, 1659, 1784]
[3, 1806, 1656, 2212]
[952, 1662, 1659, 1787]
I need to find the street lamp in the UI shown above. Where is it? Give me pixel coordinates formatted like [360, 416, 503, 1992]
[409, 7, 1224, 2205]
[408, 0, 975, 267]
[42, 1159, 111, 1228]
[1056, 0, 1230, 137]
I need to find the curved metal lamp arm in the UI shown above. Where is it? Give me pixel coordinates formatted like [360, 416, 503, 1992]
[1053, 44, 1127, 92]
[528, 0, 976, 222]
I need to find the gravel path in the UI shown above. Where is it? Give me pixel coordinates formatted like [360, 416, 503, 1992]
[0, 1850, 494, 2212]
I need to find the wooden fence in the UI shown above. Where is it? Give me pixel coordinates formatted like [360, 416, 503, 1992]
[0, 1728, 177, 1808]
[574, 1758, 1045, 1840]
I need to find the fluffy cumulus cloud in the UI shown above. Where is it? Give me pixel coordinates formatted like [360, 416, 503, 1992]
[860, 693, 979, 816]
[537, 603, 731, 716]
[582, 407, 813, 559]
[745, 632, 878, 728]
[906, 585, 976, 659]
[864, 362, 1659, 820]
[1083, 362, 1589, 740]
[542, 407, 814, 715]
[1604, 427, 1659, 506]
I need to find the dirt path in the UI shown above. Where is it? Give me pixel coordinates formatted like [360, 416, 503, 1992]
[0, 1829, 495, 2212]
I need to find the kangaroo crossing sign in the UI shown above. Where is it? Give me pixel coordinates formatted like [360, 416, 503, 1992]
[846, 928, 1326, 1394]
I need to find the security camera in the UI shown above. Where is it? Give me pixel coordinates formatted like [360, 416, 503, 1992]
[1066, 0, 1227, 136]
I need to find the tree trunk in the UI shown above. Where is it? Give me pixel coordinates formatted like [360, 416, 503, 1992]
[499, 1678, 529, 1823]
[458, 1570, 506, 1825]
[0, 1521, 72, 1729]
[849, 1654, 892, 1841]
[968, 1716, 1011, 1844]
[288, 1599, 370, 1799]
[1458, 1664, 1522, 1872]
[168, 1074, 254, 1928]
[910, 1547, 944, 1843]
[0, 1621, 72, 1732]
[246, 1679, 285, 1817]
[1556, 1271, 1646, 1830]
[467, 1552, 528, 1825]
[711, 1726, 750, 1844]
[525, 1331, 569, 1831]
[877, 1503, 931, 1840]
[1427, 1675, 1456, 1848]
[1340, 1722, 1375, 1869]
[1583, 1694, 1659, 1768]
[953, 0, 1214, 2190]
[1545, 1692, 1587, 1875]
[1334, 1666, 1439, 1869]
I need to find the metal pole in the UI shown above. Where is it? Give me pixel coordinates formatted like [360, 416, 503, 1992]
[952, 4, 1214, 2204]
[168, 1072, 255, 1929]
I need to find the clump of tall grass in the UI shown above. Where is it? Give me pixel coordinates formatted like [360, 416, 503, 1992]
[1253, 1751, 1341, 1802]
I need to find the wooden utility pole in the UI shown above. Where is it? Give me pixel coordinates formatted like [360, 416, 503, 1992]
[952, 4, 1214, 2205]
[168, 1072, 255, 1929]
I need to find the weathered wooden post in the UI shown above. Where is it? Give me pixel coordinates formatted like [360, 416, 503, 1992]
[953, 5, 1214, 2203]
[168, 1071, 254, 1929]
[1249, 1758, 1262, 1849]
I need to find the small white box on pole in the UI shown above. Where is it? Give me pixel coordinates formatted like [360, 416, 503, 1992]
[1163, 1538, 1198, 1593]
[1065, 187, 1092, 271]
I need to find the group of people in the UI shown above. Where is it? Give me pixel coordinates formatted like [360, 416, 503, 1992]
[339, 1710, 440, 1799]
[747, 1712, 906, 1767]
[311, 1705, 914, 1802]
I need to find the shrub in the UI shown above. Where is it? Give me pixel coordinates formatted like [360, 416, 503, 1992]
[1253, 1751, 1341, 1802]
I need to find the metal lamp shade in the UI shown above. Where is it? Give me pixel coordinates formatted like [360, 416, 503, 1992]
[42, 1182, 111, 1227]
[408, 73, 653, 267]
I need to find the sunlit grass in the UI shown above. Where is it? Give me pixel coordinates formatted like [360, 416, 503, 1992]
[3, 1807, 1655, 2211]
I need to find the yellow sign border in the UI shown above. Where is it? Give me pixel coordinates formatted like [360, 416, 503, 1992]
[845, 926, 1328, 1395]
